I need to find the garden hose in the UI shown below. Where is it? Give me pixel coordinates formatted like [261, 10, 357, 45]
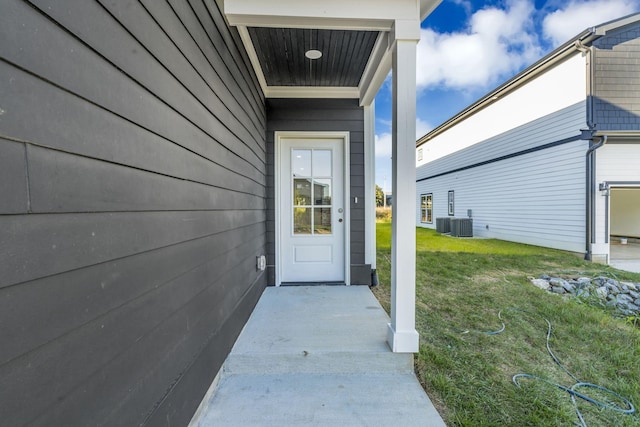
[471, 308, 635, 426]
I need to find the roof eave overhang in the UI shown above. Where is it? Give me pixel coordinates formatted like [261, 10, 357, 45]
[224, 0, 441, 105]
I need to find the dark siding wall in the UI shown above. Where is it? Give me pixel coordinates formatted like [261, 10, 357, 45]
[0, 1, 266, 426]
[592, 23, 640, 130]
[266, 99, 367, 285]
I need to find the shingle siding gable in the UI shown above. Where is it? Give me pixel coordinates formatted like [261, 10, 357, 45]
[593, 24, 640, 130]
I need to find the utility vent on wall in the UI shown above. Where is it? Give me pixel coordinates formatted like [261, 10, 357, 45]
[450, 218, 473, 237]
[436, 217, 451, 234]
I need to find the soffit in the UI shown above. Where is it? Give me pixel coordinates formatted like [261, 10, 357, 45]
[247, 28, 378, 87]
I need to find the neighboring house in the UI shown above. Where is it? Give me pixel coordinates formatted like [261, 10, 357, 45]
[1, 0, 438, 425]
[416, 13, 640, 264]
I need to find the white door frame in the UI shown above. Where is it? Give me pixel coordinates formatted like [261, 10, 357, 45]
[275, 131, 351, 286]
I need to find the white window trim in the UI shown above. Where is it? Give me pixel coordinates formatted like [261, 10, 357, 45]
[420, 193, 433, 224]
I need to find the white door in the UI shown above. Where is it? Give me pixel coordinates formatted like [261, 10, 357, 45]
[278, 137, 346, 284]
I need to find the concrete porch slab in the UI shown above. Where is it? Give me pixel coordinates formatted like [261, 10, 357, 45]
[190, 285, 446, 426]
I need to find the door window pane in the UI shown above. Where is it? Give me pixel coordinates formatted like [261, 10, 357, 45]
[291, 148, 334, 235]
[314, 208, 332, 234]
[313, 150, 332, 177]
[292, 150, 311, 177]
[294, 179, 312, 206]
[313, 179, 332, 205]
[293, 207, 311, 234]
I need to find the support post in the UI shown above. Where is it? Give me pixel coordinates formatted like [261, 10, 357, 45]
[364, 102, 376, 270]
[387, 20, 420, 353]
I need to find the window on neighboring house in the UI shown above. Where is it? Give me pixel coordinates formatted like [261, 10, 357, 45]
[448, 190, 454, 216]
[417, 148, 423, 161]
[420, 193, 433, 223]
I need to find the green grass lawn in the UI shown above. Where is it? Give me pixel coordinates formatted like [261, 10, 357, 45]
[372, 223, 640, 427]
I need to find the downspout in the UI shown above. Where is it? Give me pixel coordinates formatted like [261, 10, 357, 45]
[584, 135, 607, 260]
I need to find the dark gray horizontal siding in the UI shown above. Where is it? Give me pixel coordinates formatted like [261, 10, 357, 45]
[593, 23, 640, 130]
[1, 222, 264, 364]
[2, 233, 264, 426]
[265, 99, 366, 285]
[28, 146, 263, 213]
[0, 39, 264, 186]
[0, 139, 28, 214]
[1, 210, 264, 289]
[1, 1, 266, 426]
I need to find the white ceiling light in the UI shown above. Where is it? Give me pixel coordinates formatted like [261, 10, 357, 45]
[305, 49, 322, 60]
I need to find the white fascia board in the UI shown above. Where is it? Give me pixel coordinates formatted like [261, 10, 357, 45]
[225, 15, 391, 31]
[595, 12, 640, 36]
[265, 86, 360, 99]
[359, 32, 391, 106]
[420, 0, 443, 21]
[237, 26, 268, 96]
[225, 0, 420, 29]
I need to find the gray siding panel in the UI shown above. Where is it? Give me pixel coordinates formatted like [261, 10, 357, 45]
[1, 210, 264, 289]
[0, 61, 263, 187]
[593, 23, 640, 130]
[28, 146, 262, 213]
[0, 139, 28, 214]
[0, 1, 266, 426]
[0, 223, 263, 365]
[265, 98, 366, 284]
[3, 240, 264, 427]
[2, 0, 264, 177]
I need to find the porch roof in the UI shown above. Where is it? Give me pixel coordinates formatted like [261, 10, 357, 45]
[220, 0, 443, 354]
[220, 0, 441, 105]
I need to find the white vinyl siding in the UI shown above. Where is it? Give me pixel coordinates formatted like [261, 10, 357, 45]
[417, 99, 589, 253]
[417, 102, 586, 181]
[417, 140, 588, 251]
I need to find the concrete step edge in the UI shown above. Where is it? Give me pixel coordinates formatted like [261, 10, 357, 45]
[223, 351, 414, 375]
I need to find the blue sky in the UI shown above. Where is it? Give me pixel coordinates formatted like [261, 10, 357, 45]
[374, 0, 640, 192]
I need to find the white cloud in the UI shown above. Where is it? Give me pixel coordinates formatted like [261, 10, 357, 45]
[543, 0, 640, 47]
[416, 117, 433, 139]
[374, 118, 432, 158]
[375, 132, 392, 158]
[452, 0, 473, 16]
[416, 0, 541, 90]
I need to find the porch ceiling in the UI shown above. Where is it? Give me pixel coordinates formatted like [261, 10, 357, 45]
[222, 0, 442, 105]
[247, 28, 378, 87]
